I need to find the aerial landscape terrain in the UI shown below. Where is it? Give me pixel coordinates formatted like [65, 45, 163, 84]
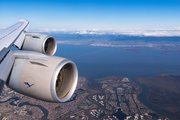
[0, 34, 179, 120]
[137, 74, 180, 120]
[0, 76, 169, 120]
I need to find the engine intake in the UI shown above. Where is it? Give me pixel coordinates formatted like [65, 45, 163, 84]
[51, 59, 78, 102]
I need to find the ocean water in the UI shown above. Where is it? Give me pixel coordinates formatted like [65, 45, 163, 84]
[55, 44, 180, 79]
[55, 44, 180, 119]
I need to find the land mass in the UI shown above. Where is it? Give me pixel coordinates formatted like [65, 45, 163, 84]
[49, 34, 180, 52]
[136, 74, 180, 120]
[0, 76, 169, 120]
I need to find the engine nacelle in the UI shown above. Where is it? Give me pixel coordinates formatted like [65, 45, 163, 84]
[7, 51, 78, 102]
[21, 33, 57, 55]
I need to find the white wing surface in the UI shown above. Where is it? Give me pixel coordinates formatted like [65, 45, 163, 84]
[0, 19, 29, 63]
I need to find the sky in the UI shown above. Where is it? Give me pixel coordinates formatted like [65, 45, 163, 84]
[0, 0, 180, 36]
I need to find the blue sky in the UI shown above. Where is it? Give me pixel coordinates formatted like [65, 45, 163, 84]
[0, 0, 180, 30]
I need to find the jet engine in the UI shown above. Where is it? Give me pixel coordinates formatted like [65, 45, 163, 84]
[21, 33, 57, 55]
[7, 51, 78, 102]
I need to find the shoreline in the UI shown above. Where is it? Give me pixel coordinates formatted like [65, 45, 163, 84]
[136, 75, 180, 120]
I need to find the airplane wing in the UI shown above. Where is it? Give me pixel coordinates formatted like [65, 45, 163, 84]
[0, 20, 78, 102]
[0, 19, 29, 58]
[0, 19, 30, 93]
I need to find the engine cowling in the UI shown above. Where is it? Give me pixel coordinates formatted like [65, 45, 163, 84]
[21, 33, 57, 55]
[7, 51, 78, 102]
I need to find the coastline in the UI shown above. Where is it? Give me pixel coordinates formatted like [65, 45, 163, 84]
[136, 75, 179, 120]
[94, 76, 164, 119]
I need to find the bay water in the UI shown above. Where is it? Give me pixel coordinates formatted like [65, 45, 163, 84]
[55, 44, 180, 119]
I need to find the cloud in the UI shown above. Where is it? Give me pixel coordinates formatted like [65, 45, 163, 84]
[0, 27, 7, 31]
[29, 28, 180, 37]
[175, 27, 180, 30]
[79, 30, 88, 34]
[0, 27, 7, 29]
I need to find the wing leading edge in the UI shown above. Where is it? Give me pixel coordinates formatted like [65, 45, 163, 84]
[0, 19, 30, 93]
